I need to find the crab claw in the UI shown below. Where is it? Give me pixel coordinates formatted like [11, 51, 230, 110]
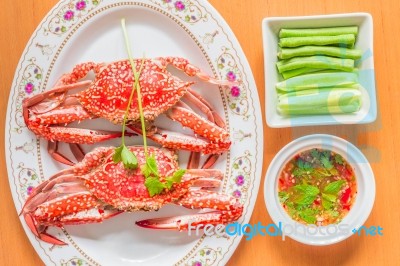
[135, 190, 243, 230]
[23, 212, 68, 245]
[135, 212, 225, 230]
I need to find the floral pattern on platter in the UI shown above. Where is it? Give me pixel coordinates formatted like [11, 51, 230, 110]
[200, 30, 219, 49]
[187, 247, 222, 266]
[232, 129, 252, 142]
[35, 43, 56, 60]
[60, 257, 90, 266]
[216, 47, 250, 120]
[229, 151, 252, 204]
[16, 163, 40, 202]
[15, 139, 36, 155]
[14, 58, 43, 133]
[150, 0, 207, 24]
[44, 0, 102, 36]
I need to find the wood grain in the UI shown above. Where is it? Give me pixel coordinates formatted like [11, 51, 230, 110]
[1, 0, 399, 265]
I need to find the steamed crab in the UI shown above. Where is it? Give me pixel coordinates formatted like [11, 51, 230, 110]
[23, 57, 235, 165]
[22, 146, 243, 245]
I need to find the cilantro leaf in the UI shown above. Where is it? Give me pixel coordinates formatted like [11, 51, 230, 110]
[297, 159, 312, 171]
[334, 154, 344, 165]
[173, 168, 186, 179]
[113, 145, 124, 163]
[144, 177, 166, 197]
[113, 145, 138, 169]
[141, 155, 159, 178]
[324, 180, 346, 194]
[320, 151, 333, 169]
[165, 169, 186, 189]
[310, 149, 321, 160]
[121, 145, 138, 169]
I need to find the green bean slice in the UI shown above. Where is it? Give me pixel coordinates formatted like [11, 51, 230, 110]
[279, 34, 355, 48]
[277, 88, 362, 116]
[276, 56, 354, 73]
[280, 68, 329, 79]
[278, 45, 362, 60]
[279, 26, 358, 38]
[276, 72, 359, 92]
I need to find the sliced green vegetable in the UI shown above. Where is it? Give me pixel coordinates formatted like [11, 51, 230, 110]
[280, 67, 329, 79]
[276, 56, 354, 73]
[278, 45, 362, 60]
[279, 34, 356, 48]
[279, 26, 358, 38]
[277, 88, 362, 116]
[276, 72, 358, 92]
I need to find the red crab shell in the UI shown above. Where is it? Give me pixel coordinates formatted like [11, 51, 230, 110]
[77, 58, 193, 124]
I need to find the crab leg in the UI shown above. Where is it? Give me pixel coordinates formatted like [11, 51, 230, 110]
[55, 62, 104, 86]
[130, 127, 226, 154]
[130, 103, 230, 155]
[180, 89, 226, 168]
[21, 149, 122, 245]
[167, 106, 229, 143]
[23, 80, 92, 123]
[162, 57, 239, 86]
[48, 141, 75, 166]
[69, 143, 86, 162]
[184, 89, 226, 128]
[187, 152, 201, 169]
[135, 190, 243, 230]
[33, 123, 129, 144]
[47, 142, 87, 166]
[28, 104, 135, 147]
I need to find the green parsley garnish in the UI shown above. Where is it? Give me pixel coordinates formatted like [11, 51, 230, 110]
[113, 19, 146, 169]
[334, 154, 344, 165]
[118, 18, 184, 196]
[113, 145, 138, 169]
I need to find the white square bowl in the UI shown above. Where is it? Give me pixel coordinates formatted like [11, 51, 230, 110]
[262, 13, 377, 128]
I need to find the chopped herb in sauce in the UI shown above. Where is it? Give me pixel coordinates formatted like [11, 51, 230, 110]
[278, 148, 357, 225]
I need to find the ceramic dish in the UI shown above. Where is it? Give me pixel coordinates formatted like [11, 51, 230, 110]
[264, 134, 375, 245]
[262, 13, 377, 128]
[5, 0, 263, 265]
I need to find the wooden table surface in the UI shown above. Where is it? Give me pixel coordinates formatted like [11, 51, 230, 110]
[1, 0, 399, 265]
